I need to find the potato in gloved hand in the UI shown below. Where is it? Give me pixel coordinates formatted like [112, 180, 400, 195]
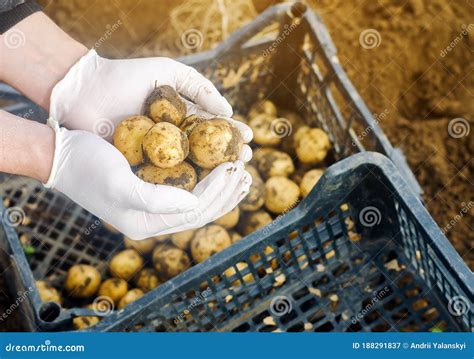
[144, 85, 187, 126]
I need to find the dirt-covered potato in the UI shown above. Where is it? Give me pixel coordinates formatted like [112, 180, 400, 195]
[300, 169, 324, 197]
[171, 229, 195, 250]
[143, 122, 189, 168]
[113, 115, 154, 166]
[118, 288, 144, 309]
[65, 265, 101, 298]
[249, 114, 281, 146]
[264, 177, 300, 214]
[180, 114, 206, 136]
[145, 85, 186, 126]
[224, 262, 254, 286]
[248, 99, 277, 118]
[73, 316, 100, 330]
[294, 126, 331, 165]
[190, 225, 232, 263]
[237, 210, 273, 236]
[135, 268, 160, 292]
[98, 278, 128, 305]
[214, 206, 240, 229]
[256, 149, 295, 179]
[188, 119, 243, 169]
[137, 162, 197, 191]
[109, 249, 144, 281]
[152, 244, 191, 280]
[229, 231, 242, 243]
[240, 165, 265, 211]
[36, 280, 61, 305]
[123, 236, 156, 255]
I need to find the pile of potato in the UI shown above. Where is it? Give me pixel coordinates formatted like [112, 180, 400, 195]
[36, 96, 331, 330]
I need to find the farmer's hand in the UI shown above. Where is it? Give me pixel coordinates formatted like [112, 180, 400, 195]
[46, 119, 251, 240]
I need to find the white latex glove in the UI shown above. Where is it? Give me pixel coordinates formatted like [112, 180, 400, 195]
[49, 49, 253, 147]
[46, 119, 251, 240]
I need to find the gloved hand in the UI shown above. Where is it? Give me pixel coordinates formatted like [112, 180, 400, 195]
[49, 49, 252, 146]
[46, 119, 251, 240]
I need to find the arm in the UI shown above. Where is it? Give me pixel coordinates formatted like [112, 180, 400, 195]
[0, 110, 54, 183]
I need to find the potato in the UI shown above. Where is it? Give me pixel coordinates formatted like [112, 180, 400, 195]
[300, 169, 324, 197]
[190, 225, 232, 263]
[109, 249, 144, 281]
[64, 265, 101, 298]
[224, 262, 254, 286]
[264, 177, 300, 214]
[197, 167, 211, 181]
[248, 99, 277, 118]
[118, 288, 144, 309]
[180, 114, 206, 136]
[135, 268, 160, 292]
[36, 280, 61, 305]
[229, 231, 242, 243]
[232, 114, 247, 124]
[237, 210, 273, 236]
[152, 244, 191, 280]
[113, 115, 154, 166]
[171, 229, 195, 250]
[214, 206, 240, 229]
[251, 147, 274, 164]
[123, 236, 156, 255]
[250, 246, 278, 270]
[188, 119, 243, 169]
[137, 162, 197, 191]
[240, 165, 265, 211]
[249, 114, 281, 146]
[294, 126, 330, 165]
[256, 149, 295, 179]
[73, 316, 100, 330]
[144, 85, 186, 126]
[98, 278, 128, 305]
[143, 122, 189, 168]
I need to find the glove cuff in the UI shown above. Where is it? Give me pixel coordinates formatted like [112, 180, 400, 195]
[43, 117, 63, 188]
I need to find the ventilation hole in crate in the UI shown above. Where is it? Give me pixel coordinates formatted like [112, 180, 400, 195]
[372, 322, 391, 332]
[346, 321, 362, 332]
[314, 321, 334, 332]
[259, 324, 277, 332]
[252, 310, 270, 325]
[288, 322, 305, 332]
[332, 263, 349, 277]
[280, 310, 298, 324]
[39, 302, 61, 322]
[405, 287, 422, 298]
[232, 322, 250, 332]
[300, 297, 317, 312]
[307, 308, 325, 324]
[391, 308, 409, 321]
[293, 287, 309, 301]
[422, 307, 439, 322]
[412, 298, 430, 312]
[364, 310, 381, 324]
[401, 321, 420, 332]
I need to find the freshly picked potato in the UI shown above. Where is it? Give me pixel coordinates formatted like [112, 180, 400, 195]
[300, 169, 324, 197]
[214, 206, 240, 229]
[294, 126, 330, 165]
[123, 236, 156, 254]
[237, 210, 273, 236]
[249, 114, 281, 146]
[109, 249, 144, 281]
[188, 119, 243, 169]
[137, 162, 197, 191]
[98, 278, 128, 305]
[73, 315, 100, 330]
[171, 229, 195, 250]
[248, 99, 277, 119]
[229, 231, 242, 243]
[144, 85, 186, 126]
[240, 165, 265, 212]
[113, 115, 154, 166]
[197, 167, 211, 181]
[190, 225, 232, 263]
[224, 262, 254, 286]
[118, 288, 144, 309]
[256, 149, 295, 179]
[64, 264, 101, 298]
[135, 268, 160, 292]
[36, 280, 61, 305]
[180, 114, 205, 136]
[143, 122, 189, 168]
[264, 177, 300, 214]
[152, 244, 191, 280]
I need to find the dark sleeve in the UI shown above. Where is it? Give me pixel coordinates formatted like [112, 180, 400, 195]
[0, 0, 42, 34]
